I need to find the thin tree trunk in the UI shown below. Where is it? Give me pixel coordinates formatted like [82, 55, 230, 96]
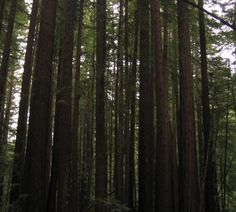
[170, 27, 179, 212]
[0, 0, 5, 35]
[69, 0, 85, 211]
[9, 0, 39, 207]
[0, 68, 13, 211]
[95, 0, 107, 210]
[114, 0, 124, 203]
[125, 9, 138, 210]
[198, 0, 214, 211]
[0, 0, 18, 148]
[222, 71, 230, 212]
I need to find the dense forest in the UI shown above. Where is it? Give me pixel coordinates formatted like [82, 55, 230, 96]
[0, 0, 235, 211]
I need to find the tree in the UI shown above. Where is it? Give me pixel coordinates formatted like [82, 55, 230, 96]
[138, 0, 154, 210]
[20, 0, 57, 210]
[0, 0, 18, 148]
[70, 0, 85, 211]
[151, 0, 173, 210]
[95, 0, 107, 211]
[9, 0, 39, 207]
[197, 0, 215, 211]
[49, 0, 76, 211]
[177, 0, 200, 211]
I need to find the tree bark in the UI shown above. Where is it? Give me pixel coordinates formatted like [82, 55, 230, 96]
[151, 0, 173, 210]
[0, 68, 13, 211]
[20, 0, 57, 210]
[0, 0, 18, 148]
[198, 0, 215, 211]
[95, 0, 107, 211]
[222, 71, 230, 212]
[125, 8, 138, 211]
[69, 0, 84, 211]
[9, 0, 39, 207]
[177, 0, 200, 211]
[114, 0, 124, 203]
[138, 0, 154, 210]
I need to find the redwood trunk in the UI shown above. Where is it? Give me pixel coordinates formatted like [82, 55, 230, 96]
[152, 0, 173, 210]
[70, 0, 85, 211]
[10, 0, 39, 206]
[20, 0, 57, 210]
[138, 0, 154, 210]
[177, 0, 200, 211]
[95, 0, 107, 211]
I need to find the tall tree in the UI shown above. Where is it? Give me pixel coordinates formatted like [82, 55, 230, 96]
[20, 0, 57, 210]
[138, 0, 154, 210]
[70, 0, 85, 211]
[198, 0, 215, 211]
[95, 0, 107, 211]
[124, 7, 138, 210]
[151, 0, 173, 210]
[9, 0, 39, 207]
[53, 0, 76, 210]
[0, 0, 18, 148]
[114, 0, 124, 203]
[177, 0, 200, 211]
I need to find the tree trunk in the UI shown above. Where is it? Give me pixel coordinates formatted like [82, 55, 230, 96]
[95, 0, 107, 211]
[69, 0, 84, 211]
[51, 0, 76, 211]
[20, 0, 57, 210]
[152, 0, 173, 210]
[124, 1, 136, 210]
[177, 0, 200, 211]
[0, 0, 5, 35]
[0, 0, 18, 148]
[198, 0, 215, 211]
[114, 0, 124, 203]
[0, 68, 13, 211]
[9, 0, 39, 207]
[125, 8, 138, 211]
[222, 71, 230, 212]
[138, 0, 154, 210]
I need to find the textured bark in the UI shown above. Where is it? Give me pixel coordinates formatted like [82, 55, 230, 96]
[198, 0, 214, 211]
[2, 69, 13, 153]
[124, 1, 130, 203]
[114, 0, 124, 203]
[152, 0, 173, 211]
[177, 0, 200, 211]
[125, 9, 138, 211]
[52, 0, 76, 211]
[138, 0, 154, 210]
[95, 0, 107, 211]
[170, 24, 179, 212]
[222, 72, 230, 212]
[0, 69, 13, 210]
[69, 0, 84, 211]
[0, 0, 18, 148]
[9, 0, 39, 207]
[20, 0, 57, 210]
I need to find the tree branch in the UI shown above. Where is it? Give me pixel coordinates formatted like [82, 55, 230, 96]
[182, 0, 236, 32]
